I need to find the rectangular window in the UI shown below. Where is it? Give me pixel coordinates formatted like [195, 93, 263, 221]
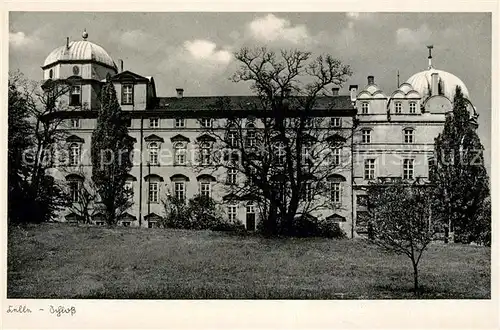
[305, 182, 313, 202]
[150, 118, 159, 128]
[409, 102, 417, 114]
[175, 118, 185, 128]
[200, 118, 212, 128]
[246, 131, 256, 148]
[122, 84, 134, 105]
[70, 85, 81, 106]
[200, 182, 211, 198]
[330, 117, 342, 127]
[69, 144, 80, 166]
[361, 102, 369, 114]
[304, 118, 314, 128]
[228, 168, 237, 185]
[331, 148, 341, 166]
[330, 182, 341, 204]
[395, 102, 402, 114]
[228, 205, 237, 222]
[364, 159, 375, 180]
[175, 182, 185, 201]
[403, 159, 414, 180]
[71, 118, 80, 128]
[361, 129, 371, 143]
[227, 131, 237, 148]
[149, 182, 159, 203]
[69, 181, 79, 202]
[404, 129, 414, 143]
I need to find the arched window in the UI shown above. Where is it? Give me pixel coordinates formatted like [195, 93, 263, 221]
[403, 128, 414, 144]
[69, 143, 80, 166]
[149, 142, 159, 165]
[49, 69, 53, 79]
[174, 142, 186, 165]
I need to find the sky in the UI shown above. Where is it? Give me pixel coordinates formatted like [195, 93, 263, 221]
[9, 12, 492, 169]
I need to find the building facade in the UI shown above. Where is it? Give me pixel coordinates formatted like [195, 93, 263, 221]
[42, 32, 479, 237]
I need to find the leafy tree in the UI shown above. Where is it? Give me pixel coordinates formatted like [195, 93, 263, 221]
[8, 71, 70, 223]
[203, 47, 353, 236]
[432, 86, 490, 244]
[366, 181, 439, 298]
[91, 78, 134, 225]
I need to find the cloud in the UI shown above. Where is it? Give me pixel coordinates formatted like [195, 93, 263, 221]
[115, 29, 163, 53]
[9, 31, 41, 49]
[183, 39, 232, 64]
[396, 24, 432, 49]
[346, 12, 373, 21]
[247, 14, 309, 44]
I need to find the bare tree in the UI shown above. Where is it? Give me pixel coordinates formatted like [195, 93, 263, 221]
[365, 180, 440, 298]
[200, 47, 353, 236]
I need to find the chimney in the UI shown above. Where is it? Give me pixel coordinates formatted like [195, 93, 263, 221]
[367, 75, 374, 85]
[66, 37, 70, 49]
[431, 72, 439, 96]
[119, 59, 124, 73]
[176, 88, 184, 99]
[332, 87, 340, 96]
[349, 85, 358, 102]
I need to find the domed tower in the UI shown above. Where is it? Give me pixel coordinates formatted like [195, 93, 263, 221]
[404, 45, 478, 125]
[41, 29, 118, 110]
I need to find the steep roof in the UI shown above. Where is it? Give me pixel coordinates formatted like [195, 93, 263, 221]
[154, 95, 353, 111]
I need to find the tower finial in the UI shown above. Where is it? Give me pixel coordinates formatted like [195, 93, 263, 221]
[427, 45, 434, 69]
[397, 69, 400, 88]
[82, 29, 88, 40]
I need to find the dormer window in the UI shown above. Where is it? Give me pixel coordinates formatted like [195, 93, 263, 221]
[200, 118, 212, 128]
[70, 85, 81, 106]
[71, 118, 80, 128]
[122, 84, 134, 105]
[150, 118, 159, 128]
[361, 102, 369, 114]
[409, 102, 417, 114]
[330, 117, 342, 128]
[395, 102, 402, 114]
[175, 118, 186, 128]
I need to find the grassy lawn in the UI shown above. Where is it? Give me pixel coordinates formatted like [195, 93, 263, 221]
[7, 223, 490, 299]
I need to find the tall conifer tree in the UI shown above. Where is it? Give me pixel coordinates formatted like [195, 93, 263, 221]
[91, 77, 133, 225]
[432, 86, 490, 244]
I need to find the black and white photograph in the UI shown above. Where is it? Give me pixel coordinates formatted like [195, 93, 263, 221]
[3, 6, 497, 329]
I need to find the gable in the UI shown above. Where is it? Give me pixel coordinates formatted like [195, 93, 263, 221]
[110, 70, 149, 83]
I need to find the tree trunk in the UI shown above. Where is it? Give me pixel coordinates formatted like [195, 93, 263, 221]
[412, 260, 420, 298]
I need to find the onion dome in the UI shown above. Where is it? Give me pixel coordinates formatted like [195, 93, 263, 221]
[42, 29, 117, 70]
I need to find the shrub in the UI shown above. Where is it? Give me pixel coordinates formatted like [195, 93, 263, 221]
[282, 214, 347, 238]
[211, 220, 246, 232]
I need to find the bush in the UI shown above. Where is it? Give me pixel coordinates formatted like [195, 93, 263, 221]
[282, 214, 347, 238]
[161, 195, 226, 231]
[211, 221, 246, 232]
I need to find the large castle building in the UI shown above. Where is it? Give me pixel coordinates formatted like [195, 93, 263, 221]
[42, 31, 479, 237]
